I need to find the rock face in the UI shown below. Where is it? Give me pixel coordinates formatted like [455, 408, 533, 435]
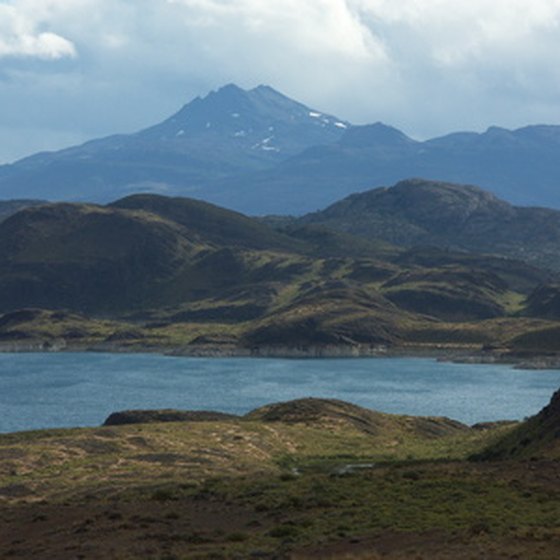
[476, 387, 560, 460]
[103, 409, 239, 426]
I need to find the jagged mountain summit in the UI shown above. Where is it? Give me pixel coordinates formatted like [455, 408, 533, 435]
[2, 83, 560, 214]
[0, 84, 348, 204]
[140, 83, 348, 159]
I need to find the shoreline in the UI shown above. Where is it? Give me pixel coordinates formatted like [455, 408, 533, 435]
[1, 338, 560, 369]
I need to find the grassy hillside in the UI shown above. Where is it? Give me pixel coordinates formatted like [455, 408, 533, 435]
[476, 387, 560, 460]
[0, 203, 198, 313]
[3, 397, 560, 559]
[301, 178, 560, 270]
[111, 193, 305, 252]
[0, 190, 558, 357]
[0, 199, 45, 222]
[524, 284, 560, 319]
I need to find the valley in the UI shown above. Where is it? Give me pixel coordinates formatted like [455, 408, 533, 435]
[2, 82, 560, 559]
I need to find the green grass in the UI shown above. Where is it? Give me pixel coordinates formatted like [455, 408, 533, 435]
[197, 465, 560, 536]
[0, 412, 515, 504]
[2, 402, 559, 559]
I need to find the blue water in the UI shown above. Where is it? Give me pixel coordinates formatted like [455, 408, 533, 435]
[0, 353, 559, 433]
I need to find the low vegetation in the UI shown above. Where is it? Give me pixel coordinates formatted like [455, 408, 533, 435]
[1, 396, 559, 558]
[300, 178, 560, 271]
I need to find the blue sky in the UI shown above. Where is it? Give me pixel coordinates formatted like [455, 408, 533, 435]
[1, 0, 560, 163]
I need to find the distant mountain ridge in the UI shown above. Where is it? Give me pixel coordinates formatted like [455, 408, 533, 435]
[228, 121, 560, 214]
[1, 83, 560, 213]
[0, 84, 347, 205]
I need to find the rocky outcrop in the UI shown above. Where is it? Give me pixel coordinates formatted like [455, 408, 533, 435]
[103, 409, 239, 426]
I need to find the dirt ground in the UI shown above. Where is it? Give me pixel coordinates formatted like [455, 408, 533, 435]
[2, 460, 560, 560]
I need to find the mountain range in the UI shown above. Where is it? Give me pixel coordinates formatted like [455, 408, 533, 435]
[1, 84, 560, 214]
[0, 84, 347, 211]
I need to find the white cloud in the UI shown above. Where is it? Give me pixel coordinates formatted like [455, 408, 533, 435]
[353, 0, 560, 67]
[167, 0, 385, 59]
[0, 2, 77, 59]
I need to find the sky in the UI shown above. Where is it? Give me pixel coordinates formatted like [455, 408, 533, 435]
[1, 0, 560, 163]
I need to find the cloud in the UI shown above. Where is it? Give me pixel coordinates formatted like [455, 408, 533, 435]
[167, 0, 384, 59]
[0, 2, 77, 59]
[1, 0, 560, 162]
[345, 0, 560, 133]
[355, 0, 560, 71]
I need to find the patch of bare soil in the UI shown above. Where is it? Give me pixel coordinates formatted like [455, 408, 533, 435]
[0, 492, 263, 559]
[291, 530, 560, 560]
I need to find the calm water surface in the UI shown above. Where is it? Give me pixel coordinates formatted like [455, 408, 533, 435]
[1, 353, 560, 432]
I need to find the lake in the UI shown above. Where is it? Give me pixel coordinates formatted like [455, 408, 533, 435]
[1, 353, 560, 433]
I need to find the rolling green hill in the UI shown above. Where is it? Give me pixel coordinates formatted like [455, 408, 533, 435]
[0, 203, 197, 313]
[300, 178, 560, 270]
[0, 199, 45, 222]
[110, 193, 304, 252]
[0, 186, 558, 357]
